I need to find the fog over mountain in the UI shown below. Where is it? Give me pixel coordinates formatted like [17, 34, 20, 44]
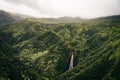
[0, 2, 120, 80]
[0, 0, 120, 18]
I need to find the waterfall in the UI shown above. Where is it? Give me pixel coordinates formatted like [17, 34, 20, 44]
[69, 53, 74, 70]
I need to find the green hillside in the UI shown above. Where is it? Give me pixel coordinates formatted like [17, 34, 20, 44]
[0, 10, 120, 80]
[0, 10, 30, 25]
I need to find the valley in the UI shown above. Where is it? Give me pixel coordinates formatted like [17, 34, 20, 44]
[0, 10, 120, 80]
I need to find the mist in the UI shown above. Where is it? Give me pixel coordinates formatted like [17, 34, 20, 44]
[0, 0, 120, 18]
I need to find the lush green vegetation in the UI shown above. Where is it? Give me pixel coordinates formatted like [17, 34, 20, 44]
[0, 10, 120, 80]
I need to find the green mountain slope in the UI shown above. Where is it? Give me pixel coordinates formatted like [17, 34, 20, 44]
[0, 10, 30, 25]
[0, 10, 120, 80]
[55, 23, 120, 80]
[0, 37, 43, 80]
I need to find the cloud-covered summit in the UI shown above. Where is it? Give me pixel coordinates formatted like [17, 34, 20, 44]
[0, 0, 120, 18]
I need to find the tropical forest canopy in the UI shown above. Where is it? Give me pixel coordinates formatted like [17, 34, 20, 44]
[0, 10, 120, 80]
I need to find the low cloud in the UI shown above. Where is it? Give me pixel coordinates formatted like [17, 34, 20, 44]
[0, 0, 120, 18]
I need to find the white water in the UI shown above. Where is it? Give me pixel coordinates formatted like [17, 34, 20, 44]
[69, 53, 74, 70]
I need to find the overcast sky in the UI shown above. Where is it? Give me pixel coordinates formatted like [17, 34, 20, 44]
[0, 0, 120, 18]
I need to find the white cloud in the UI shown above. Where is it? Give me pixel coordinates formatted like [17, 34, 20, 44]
[0, 0, 120, 18]
[0, 0, 45, 17]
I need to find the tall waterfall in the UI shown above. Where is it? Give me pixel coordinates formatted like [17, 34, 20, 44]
[69, 53, 74, 70]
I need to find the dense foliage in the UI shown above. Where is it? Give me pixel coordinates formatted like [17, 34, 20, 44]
[0, 10, 120, 80]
